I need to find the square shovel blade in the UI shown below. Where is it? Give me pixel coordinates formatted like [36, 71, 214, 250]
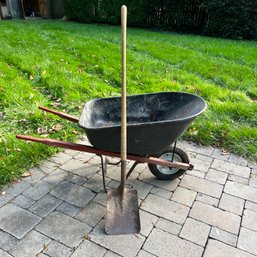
[105, 188, 141, 235]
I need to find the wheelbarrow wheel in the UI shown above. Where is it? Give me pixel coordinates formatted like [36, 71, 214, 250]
[148, 146, 189, 180]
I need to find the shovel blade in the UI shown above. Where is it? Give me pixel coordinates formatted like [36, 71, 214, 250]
[105, 188, 140, 235]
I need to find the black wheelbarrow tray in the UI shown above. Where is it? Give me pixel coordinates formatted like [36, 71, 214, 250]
[17, 91, 207, 186]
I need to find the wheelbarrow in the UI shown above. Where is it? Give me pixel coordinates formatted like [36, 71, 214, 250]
[17, 91, 206, 181]
[16, 5, 207, 235]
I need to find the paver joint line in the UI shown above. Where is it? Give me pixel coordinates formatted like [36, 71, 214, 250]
[0, 142, 256, 257]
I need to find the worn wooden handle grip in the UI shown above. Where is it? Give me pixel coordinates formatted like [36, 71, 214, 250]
[38, 106, 79, 123]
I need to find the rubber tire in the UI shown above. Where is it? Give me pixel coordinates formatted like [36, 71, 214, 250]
[148, 146, 189, 180]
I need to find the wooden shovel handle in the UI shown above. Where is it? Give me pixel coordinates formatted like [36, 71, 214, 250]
[120, 5, 127, 191]
[121, 5, 127, 163]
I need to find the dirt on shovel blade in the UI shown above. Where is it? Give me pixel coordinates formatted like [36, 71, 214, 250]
[105, 188, 140, 235]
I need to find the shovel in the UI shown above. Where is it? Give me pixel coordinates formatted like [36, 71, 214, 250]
[105, 5, 141, 235]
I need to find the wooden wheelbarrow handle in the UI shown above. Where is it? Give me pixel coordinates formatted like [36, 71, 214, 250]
[39, 106, 79, 123]
[16, 135, 193, 170]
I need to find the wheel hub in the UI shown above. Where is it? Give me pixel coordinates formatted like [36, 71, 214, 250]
[157, 153, 182, 175]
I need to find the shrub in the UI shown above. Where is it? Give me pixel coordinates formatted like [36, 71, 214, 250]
[63, 0, 257, 40]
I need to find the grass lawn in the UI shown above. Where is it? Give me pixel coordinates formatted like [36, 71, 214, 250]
[0, 20, 256, 188]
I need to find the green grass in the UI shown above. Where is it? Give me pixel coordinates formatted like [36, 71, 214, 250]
[0, 20, 256, 188]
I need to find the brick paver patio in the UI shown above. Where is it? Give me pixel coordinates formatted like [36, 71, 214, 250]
[1, 138, 257, 257]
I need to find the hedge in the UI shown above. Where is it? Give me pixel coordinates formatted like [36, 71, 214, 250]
[63, 0, 257, 40]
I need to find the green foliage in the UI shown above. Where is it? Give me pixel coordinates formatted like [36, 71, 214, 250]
[207, 0, 257, 39]
[63, 0, 257, 39]
[64, 0, 97, 23]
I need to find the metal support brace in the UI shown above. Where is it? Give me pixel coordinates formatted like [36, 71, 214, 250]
[98, 155, 140, 193]
[126, 161, 140, 180]
[171, 140, 177, 162]
[99, 155, 107, 193]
